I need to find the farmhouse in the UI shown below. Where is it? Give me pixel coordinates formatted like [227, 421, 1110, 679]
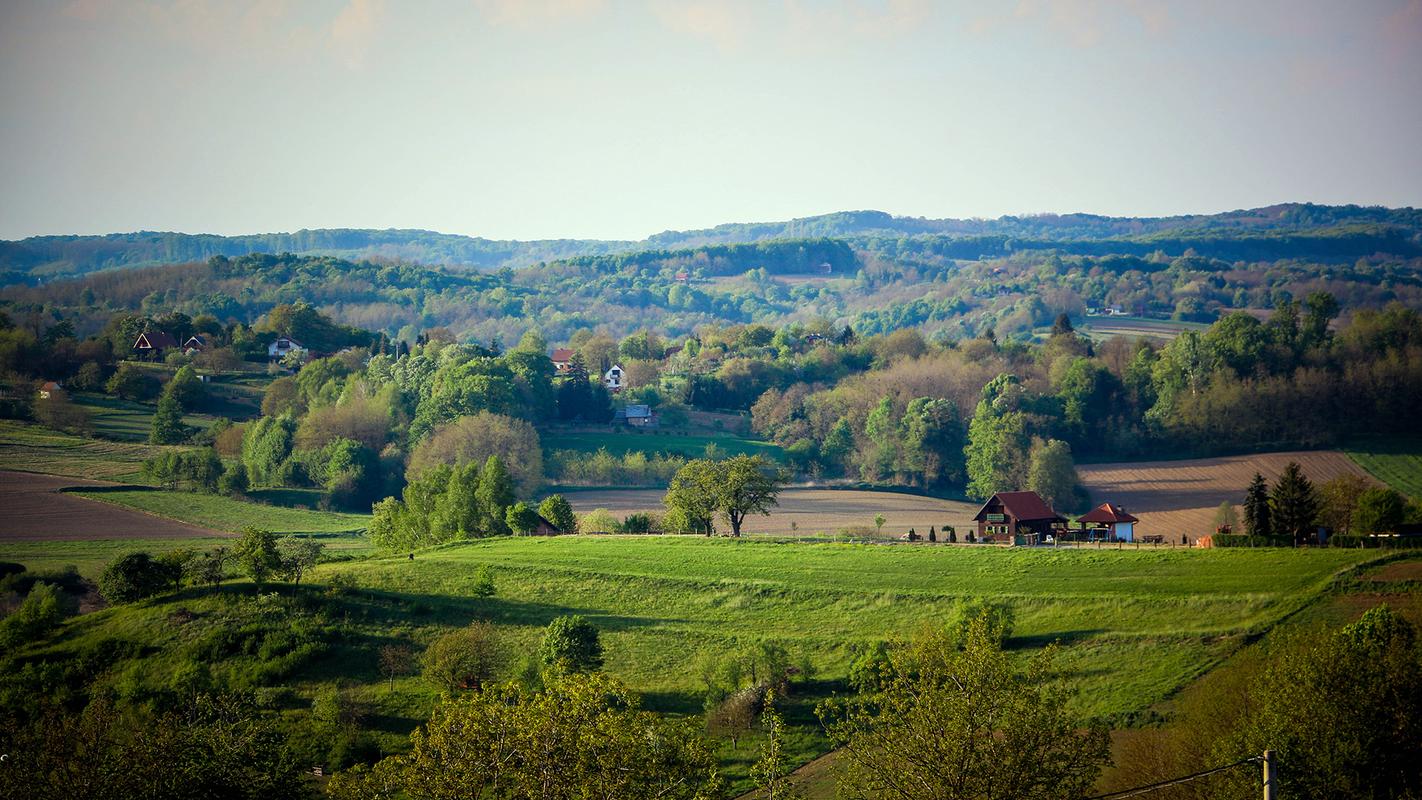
[973, 491, 1066, 545]
[604, 364, 625, 393]
[551, 348, 575, 373]
[1075, 502, 1139, 542]
[182, 335, 206, 354]
[38, 381, 63, 399]
[133, 331, 179, 358]
[615, 404, 655, 427]
[268, 336, 306, 361]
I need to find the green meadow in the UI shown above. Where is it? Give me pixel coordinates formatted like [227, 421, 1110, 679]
[0, 419, 161, 482]
[69, 488, 371, 537]
[542, 429, 783, 461]
[1348, 438, 1422, 499]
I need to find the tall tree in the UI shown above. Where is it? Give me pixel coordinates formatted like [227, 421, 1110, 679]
[1244, 472, 1272, 537]
[1270, 461, 1319, 545]
[663, 459, 722, 535]
[1026, 438, 1081, 513]
[717, 454, 785, 537]
[861, 397, 898, 482]
[475, 455, 516, 535]
[898, 397, 965, 488]
[149, 392, 187, 445]
[964, 374, 1032, 500]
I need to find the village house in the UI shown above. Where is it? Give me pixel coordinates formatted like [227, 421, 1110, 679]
[551, 348, 575, 373]
[268, 336, 306, 361]
[1075, 502, 1139, 542]
[615, 404, 655, 428]
[133, 331, 179, 358]
[182, 335, 206, 355]
[972, 491, 1066, 545]
[38, 381, 63, 400]
[603, 364, 625, 394]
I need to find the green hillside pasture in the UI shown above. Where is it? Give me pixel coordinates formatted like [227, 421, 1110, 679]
[543, 429, 783, 461]
[70, 392, 222, 442]
[1080, 315, 1208, 343]
[1347, 439, 1422, 499]
[70, 488, 371, 538]
[0, 420, 160, 482]
[326, 537, 1370, 720]
[0, 536, 232, 577]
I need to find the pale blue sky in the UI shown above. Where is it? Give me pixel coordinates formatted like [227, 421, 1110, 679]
[2, 1, 1419, 241]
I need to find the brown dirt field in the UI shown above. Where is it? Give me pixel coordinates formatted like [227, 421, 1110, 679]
[0, 470, 227, 541]
[1078, 450, 1374, 541]
[1365, 559, 1422, 582]
[564, 488, 980, 538]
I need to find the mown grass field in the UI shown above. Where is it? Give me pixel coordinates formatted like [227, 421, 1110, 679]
[1347, 438, 1422, 499]
[1079, 315, 1209, 342]
[543, 429, 783, 461]
[70, 392, 223, 442]
[0, 419, 161, 482]
[70, 488, 371, 536]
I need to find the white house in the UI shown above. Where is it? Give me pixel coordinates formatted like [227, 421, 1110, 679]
[268, 336, 306, 361]
[603, 364, 625, 393]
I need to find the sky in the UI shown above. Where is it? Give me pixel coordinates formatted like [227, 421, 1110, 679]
[1, 0, 1419, 241]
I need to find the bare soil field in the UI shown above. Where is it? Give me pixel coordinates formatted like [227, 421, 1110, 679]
[1078, 450, 1373, 540]
[564, 487, 980, 537]
[0, 471, 227, 541]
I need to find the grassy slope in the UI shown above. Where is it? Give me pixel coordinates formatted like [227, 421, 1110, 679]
[13, 536, 1375, 793]
[69, 489, 370, 536]
[0, 419, 161, 482]
[543, 430, 783, 460]
[1346, 438, 1422, 499]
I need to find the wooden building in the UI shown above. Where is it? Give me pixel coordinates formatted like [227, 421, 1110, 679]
[972, 491, 1066, 545]
[1075, 502, 1139, 542]
[133, 330, 178, 358]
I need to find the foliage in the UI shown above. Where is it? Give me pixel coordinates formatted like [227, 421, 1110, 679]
[1026, 437, 1082, 513]
[421, 621, 503, 692]
[1354, 486, 1408, 534]
[105, 363, 160, 402]
[327, 673, 722, 800]
[664, 455, 784, 536]
[537, 494, 577, 533]
[97, 552, 173, 604]
[538, 614, 604, 674]
[233, 527, 280, 585]
[504, 501, 541, 534]
[275, 537, 324, 586]
[819, 613, 1110, 800]
[148, 392, 188, 444]
[143, 448, 224, 491]
[1270, 461, 1319, 545]
[407, 412, 542, 496]
[1244, 472, 1271, 538]
[0, 581, 75, 650]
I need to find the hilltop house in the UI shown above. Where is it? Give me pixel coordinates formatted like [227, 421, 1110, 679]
[604, 364, 625, 394]
[133, 331, 179, 358]
[268, 336, 306, 362]
[1076, 502, 1139, 542]
[551, 348, 575, 373]
[972, 491, 1066, 545]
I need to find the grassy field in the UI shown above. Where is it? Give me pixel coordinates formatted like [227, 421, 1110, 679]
[5, 533, 1382, 793]
[69, 488, 371, 536]
[1079, 315, 1209, 342]
[1346, 438, 1422, 499]
[543, 429, 783, 461]
[0, 419, 162, 482]
[70, 392, 223, 442]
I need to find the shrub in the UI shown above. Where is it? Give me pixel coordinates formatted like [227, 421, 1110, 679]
[538, 615, 604, 674]
[98, 552, 172, 604]
[1211, 534, 1293, 548]
[0, 582, 75, 649]
[421, 622, 503, 692]
[579, 508, 620, 534]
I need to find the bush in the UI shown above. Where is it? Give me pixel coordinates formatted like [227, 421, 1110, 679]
[1327, 535, 1422, 549]
[1211, 534, 1294, 548]
[579, 508, 620, 534]
[98, 552, 173, 604]
[422, 622, 503, 692]
[539, 615, 604, 674]
[0, 582, 75, 649]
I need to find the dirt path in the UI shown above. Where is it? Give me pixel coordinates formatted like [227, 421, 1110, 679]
[0, 470, 228, 541]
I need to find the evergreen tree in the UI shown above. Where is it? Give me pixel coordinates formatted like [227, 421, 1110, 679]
[1270, 461, 1319, 545]
[149, 392, 187, 444]
[475, 455, 516, 535]
[1244, 472, 1272, 537]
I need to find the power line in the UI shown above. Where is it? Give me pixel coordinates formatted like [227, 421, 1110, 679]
[1086, 755, 1263, 800]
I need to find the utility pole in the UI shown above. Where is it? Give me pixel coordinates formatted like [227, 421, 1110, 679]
[1262, 750, 1276, 800]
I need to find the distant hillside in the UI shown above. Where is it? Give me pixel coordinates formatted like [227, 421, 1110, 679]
[3, 203, 1418, 280]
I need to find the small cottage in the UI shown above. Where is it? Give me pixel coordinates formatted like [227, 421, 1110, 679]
[551, 348, 575, 373]
[38, 381, 63, 400]
[268, 336, 306, 361]
[532, 514, 562, 536]
[972, 491, 1066, 545]
[1076, 502, 1139, 542]
[618, 404, 654, 427]
[133, 331, 179, 358]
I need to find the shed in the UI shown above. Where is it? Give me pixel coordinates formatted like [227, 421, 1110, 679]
[972, 491, 1066, 545]
[1076, 502, 1140, 542]
[38, 381, 64, 399]
[622, 404, 654, 427]
[533, 514, 562, 536]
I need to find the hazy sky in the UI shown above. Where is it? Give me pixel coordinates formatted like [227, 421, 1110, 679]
[2, 1, 1419, 241]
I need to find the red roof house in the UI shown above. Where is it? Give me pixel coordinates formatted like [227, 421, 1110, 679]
[972, 491, 1066, 545]
[133, 331, 179, 357]
[1076, 503, 1139, 542]
[551, 348, 575, 372]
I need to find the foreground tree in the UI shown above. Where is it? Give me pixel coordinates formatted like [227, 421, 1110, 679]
[1354, 486, 1407, 535]
[1026, 438, 1081, 513]
[233, 527, 280, 586]
[819, 613, 1110, 800]
[98, 552, 171, 604]
[327, 673, 722, 800]
[539, 614, 604, 674]
[149, 392, 187, 445]
[664, 455, 784, 537]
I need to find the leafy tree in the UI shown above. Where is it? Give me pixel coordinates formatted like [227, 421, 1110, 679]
[505, 501, 541, 534]
[818, 613, 1109, 800]
[240, 414, 297, 486]
[539, 614, 604, 674]
[1214, 501, 1238, 532]
[717, 454, 784, 537]
[751, 692, 805, 800]
[819, 417, 855, 476]
[407, 412, 543, 496]
[326, 673, 721, 800]
[233, 527, 280, 586]
[379, 644, 418, 690]
[475, 455, 516, 535]
[861, 396, 898, 481]
[1270, 461, 1319, 545]
[897, 397, 965, 487]
[166, 364, 205, 410]
[965, 373, 1032, 500]
[105, 363, 161, 401]
[97, 552, 171, 603]
[422, 622, 503, 692]
[538, 494, 577, 533]
[0, 581, 74, 649]
[1243, 472, 1272, 537]
[186, 546, 229, 589]
[1354, 486, 1407, 535]
[664, 459, 721, 535]
[276, 537, 323, 586]
[1220, 605, 1422, 800]
[1317, 473, 1370, 535]
[149, 392, 188, 444]
[1026, 438, 1081, 513]
[217, 461, 249, 496]
[318, 437, 380, 510]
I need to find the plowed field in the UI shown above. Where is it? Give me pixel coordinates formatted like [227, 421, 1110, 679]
[0, 471, 226, 541]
